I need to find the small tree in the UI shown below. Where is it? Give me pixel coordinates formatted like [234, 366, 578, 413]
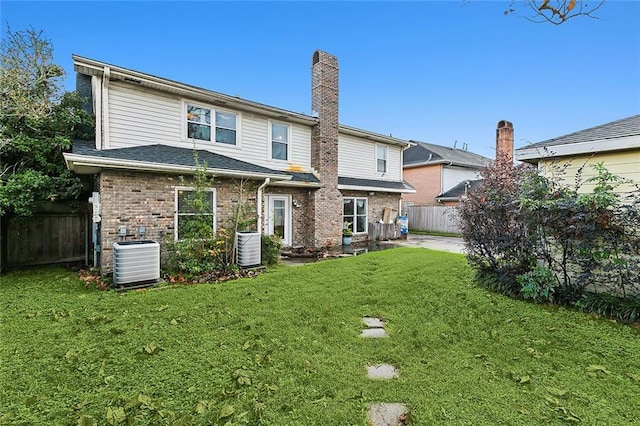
[459, 160, 537, 294]
[0, 28, 93, 216]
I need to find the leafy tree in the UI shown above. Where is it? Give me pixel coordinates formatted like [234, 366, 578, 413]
[0, 28, 93, 216]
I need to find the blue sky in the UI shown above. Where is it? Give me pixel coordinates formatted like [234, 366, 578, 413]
[2, 1, 639, 159]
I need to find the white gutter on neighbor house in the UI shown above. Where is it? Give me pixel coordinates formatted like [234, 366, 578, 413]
[256, 178, 271, 235]
[515, 135, 640, 161]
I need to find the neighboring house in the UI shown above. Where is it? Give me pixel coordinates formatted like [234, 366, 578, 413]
[435, 179, 484, 206]
[516, 115, 640, 195]
[402, 142, 492, 207]
[64, 51, 415, 273]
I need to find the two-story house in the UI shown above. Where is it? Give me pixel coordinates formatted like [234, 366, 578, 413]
[401, 142, 494, 208]
[401, 120, 515, 207]
[64, 51, 415, 273]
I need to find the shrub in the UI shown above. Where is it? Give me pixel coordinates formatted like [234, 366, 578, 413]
[460, 159, 640, 321]
[458, 160, 536, 284]
[517, 265, 557, 302]
[261, 234, 282, 266]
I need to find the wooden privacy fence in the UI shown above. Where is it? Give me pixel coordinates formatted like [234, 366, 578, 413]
[406, 205, 461, 234]
[4, 203, 89, 268]
[368, 222, 402, 241]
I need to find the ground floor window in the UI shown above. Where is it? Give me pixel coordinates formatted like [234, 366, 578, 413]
[174, 187, 215, 240]
[343, 197, 367, 234]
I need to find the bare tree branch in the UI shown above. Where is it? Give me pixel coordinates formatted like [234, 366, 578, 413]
[505, 0, 606, 25]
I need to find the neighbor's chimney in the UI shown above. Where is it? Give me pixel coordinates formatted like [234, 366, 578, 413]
[310, 50, 342, 247]
[496, 120, 514, 164]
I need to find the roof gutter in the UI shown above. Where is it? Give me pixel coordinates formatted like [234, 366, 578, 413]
[515, 135, 640, 161]
[73, 55, 318, 126]
[338, 184, 416, 194]
[63, 153, 291, 181]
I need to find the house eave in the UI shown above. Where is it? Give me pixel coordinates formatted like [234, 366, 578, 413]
[63, 153, 292, 181]
[338, 184, 416, 194]
[338, 124, 414, 147]
[269, 181, 324, 189]
[403, 160, 486, 169]
[515, 135, 640, 161]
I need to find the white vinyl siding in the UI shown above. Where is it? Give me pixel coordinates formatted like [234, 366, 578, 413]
[105, 83, 313, 171]
[108, 82, 182, 148]
[441, 166, 481, 193]
[338, 134, 402, 181]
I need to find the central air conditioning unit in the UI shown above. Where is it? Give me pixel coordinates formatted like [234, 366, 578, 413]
[236, 231, 261, 268]
[113, 240, 160, 286]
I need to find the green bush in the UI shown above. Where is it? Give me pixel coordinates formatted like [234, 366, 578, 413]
[460, 160, 640, 321]
[517, 265, 557, 302]
[261, 234, 281, 266]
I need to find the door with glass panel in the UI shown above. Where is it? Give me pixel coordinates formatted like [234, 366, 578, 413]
[266, 195, 291, 246]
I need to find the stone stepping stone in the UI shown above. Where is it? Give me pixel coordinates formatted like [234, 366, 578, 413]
[362, 317, 385, 328]
[367, 402, 409, 425]
[366, 364, 399, 379]
[360, 328, 389, 338]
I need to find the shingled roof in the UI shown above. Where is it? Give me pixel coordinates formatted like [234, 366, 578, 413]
[338, 177, 415, 193]
[71, 141, 289, 176]
[403, 141, 492, 169]
[519, 115, 640, 150]
[436, 179, 484, 201]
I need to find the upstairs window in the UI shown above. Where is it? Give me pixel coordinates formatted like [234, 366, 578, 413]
[376, 144, 388, 173]
[270, 122, 290, 161]
[187, 105, 211, 141]
[186, 103, 237, 145]
[215, 111, 237, 145]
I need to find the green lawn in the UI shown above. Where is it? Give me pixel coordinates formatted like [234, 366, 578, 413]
[1, 248, 638, 425]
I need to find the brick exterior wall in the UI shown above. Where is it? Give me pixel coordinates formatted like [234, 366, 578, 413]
[340, 190, 401, 244]
[401, 164, 443, 206]
[98, 170, 259, 273]
[262, 187, 314, 247]
[310, 51, 343, 248]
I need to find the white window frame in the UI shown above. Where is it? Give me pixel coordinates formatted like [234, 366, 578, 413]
[343, 197, 368, 234]
[268, 120, 291, 162]
[174, 186, 216, 240]
[214, 110, 238, 146]
[184, 101, 239, 147]
[186, 103, 212, 142]
[376, 144, 388, 174]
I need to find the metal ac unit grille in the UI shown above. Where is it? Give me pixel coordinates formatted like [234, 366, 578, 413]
[236, 232, 261, 267]
[113, 240, 160, 286]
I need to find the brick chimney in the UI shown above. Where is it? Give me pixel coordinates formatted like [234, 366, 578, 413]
[310, 50, 342, 247]
[496, 120, 514, 164]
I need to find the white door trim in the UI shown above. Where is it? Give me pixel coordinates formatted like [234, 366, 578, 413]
[265, 194, 291, 246]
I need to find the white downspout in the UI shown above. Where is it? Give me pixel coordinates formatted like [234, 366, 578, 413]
[257, 178, 271, 234]
[101, 67, 111, 149]
[92, 75, 102, 150]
